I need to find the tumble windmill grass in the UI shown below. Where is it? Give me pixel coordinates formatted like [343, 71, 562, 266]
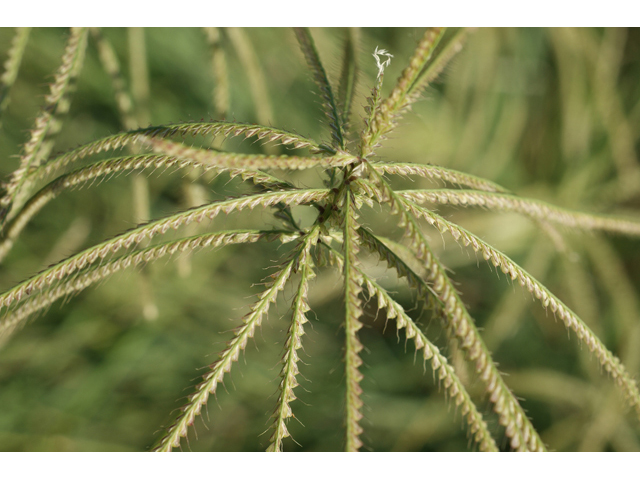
[0, 27, 639, 452]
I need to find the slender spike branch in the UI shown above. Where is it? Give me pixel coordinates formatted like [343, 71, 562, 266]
[342, 187, 365, 451]
[375, 163, 509, 193]
[384, 28, 445, 113]
[324, 240, 498, 452]
[154, 231, 317, 452]
[1, 27, 89, 221]
[399, 189, 640, 237]
[144, 137, 355, 171]
[359, 164, 546, 451]
[0, 189, 329, 311]
[0, 230, 288, 345]
[34, 29, 88, 167]
[402, 199, 640, 420]
[0, 153, 295, 263]
[267, 228, 318, 451]
[294, 27, 345, 149]
[26, 121, 324, 189]
[0, 27, 31, 130]
[408, 28, 470, 100]
[337, 28, 359, 132]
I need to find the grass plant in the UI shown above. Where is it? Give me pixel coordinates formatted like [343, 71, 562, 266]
[0, 27, 639, 452]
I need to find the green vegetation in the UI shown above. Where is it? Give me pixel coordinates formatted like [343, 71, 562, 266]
[0, 27, 639, 452]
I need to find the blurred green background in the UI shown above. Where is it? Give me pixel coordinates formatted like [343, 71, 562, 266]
[0, 27, 639, 451]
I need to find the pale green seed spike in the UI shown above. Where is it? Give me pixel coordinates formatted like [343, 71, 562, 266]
[403, 199, 640, 422]
[385, 27, 446, 111]
[33, 30, 89, 168]
[362, 162, 546, 451]
[0, 27, 31, 130]
[202, 27, 229, 118]
[0, 230, 286, 346]
[294, 27, 345, 149]
[375, 163, 510, 193]
[398, 189, 640, 237]
[337, 28, 359, 133]
[0, 189, 330, 312]
[323, 239, 498, 452]
[267, 228, 317, 452]
[154, 232, 315, 452]
[27, 121, 323, 189]
[342, 187, 365, 452]
[407, 28, 469, 101]
[144, 137, 355, 171]
[1, 28, 89, 221]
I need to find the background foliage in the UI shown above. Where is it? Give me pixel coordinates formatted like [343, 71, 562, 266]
[0, 27, 639, 451]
